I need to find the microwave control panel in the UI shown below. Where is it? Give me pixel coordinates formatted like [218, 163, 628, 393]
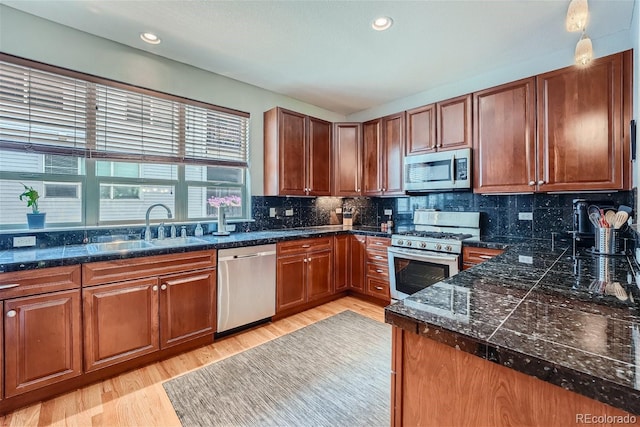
[455, 158, 468, 181]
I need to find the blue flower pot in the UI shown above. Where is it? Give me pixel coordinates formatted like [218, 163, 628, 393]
[27, 213, 46, 229]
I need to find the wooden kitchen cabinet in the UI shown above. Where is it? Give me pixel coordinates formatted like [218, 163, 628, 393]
[82, 250, 217, 372]
[333, 122, 362, 196]
[276, 237, 334, 314]
[462, 246, 505, 270]
[349, 235, 367, 293]
[536, 51, 630, 192]
[334, 235, 350, 292]
[406, 94, 472, 156]
[264, 107, 332, 196]
[4, 290, 81, 398]
[473, 77, 537, 193]
[363, 113, 404, 196]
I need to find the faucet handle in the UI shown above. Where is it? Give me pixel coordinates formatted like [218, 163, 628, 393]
[144, 226, 151, 241]
[170, 224, 177, 239]
[157, 223, 165, 240]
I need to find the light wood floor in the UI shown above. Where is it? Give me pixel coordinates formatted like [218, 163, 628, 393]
[1, 296, 385, 427]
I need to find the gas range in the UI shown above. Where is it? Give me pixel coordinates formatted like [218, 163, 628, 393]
[390, 211, 480, 254]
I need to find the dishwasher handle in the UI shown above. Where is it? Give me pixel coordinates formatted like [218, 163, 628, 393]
[218, 250, 276, 262]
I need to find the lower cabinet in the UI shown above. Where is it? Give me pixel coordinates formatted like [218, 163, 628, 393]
[276, 237, 334, 313]
[4, 290, 82, 398]
[334, 235, 350, 292]
[349, 235, 367, 293]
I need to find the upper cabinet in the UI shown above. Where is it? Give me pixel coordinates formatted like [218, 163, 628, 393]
[264, 107, 332, 196]
[406, 94, 472, 156]
[536, 51, 630, 192]
[363, 113, 405, 196]
[474, 50, 632, 194]
[473, 78, 537, 193]
[333, 122, 363, 196]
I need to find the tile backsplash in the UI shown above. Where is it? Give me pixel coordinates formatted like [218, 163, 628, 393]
[0, 190, 635, 250]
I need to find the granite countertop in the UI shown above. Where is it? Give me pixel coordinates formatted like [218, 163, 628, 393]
[385, 239, 640, 415]
[0, 225, 389, 272]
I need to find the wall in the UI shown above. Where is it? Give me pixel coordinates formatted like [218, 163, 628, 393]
[0, 5, 346, 197]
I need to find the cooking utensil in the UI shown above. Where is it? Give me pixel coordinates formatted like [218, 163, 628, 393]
[588, 205, 601, 217]
[599, 208, 609, 227]
[613, 211, 629, 229]
[605, 282, 628, 301]
[605, 210, 616, 226]
[588, 212, 601, 229]
[618, 205, 633, 214]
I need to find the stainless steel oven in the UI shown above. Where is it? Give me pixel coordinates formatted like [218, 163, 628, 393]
[388, 246, 459, 300]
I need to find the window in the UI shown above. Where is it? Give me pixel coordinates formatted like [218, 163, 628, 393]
[0, 56, 250, 229]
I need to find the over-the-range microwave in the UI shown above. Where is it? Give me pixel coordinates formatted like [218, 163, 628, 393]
[404, 147, 471, 192]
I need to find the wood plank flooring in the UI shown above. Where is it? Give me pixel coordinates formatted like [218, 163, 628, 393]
[1, 296, 385, 427]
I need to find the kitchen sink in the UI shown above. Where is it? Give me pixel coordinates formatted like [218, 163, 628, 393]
[149, 237, 208, 247]
[87, 240, 153, 253]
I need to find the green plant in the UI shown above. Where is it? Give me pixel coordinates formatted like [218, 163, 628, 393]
[19, 184, 40, 213]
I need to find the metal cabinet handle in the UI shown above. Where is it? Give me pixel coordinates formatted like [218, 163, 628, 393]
[0, 284, 19, 290]
[478, 255, 493, 259]
[161, 284, 167, 290]
[6, 310, 16, 318]
[374, 255, 384, 260]
[375, 286, 384, 291]
[152, 285, 158, 291]
[528, 181, 535, 186]
[302, 244, 311, 248]
[376, 269, 384, 273]
[375, 242, 383, 245]
[537, 180, 545, 185]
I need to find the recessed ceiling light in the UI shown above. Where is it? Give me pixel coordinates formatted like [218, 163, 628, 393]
[372, 16, 393, 31]
[140, 32, 161, 45]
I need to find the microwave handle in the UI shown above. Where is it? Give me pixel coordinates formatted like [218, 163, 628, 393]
[451, 154, 456, 183]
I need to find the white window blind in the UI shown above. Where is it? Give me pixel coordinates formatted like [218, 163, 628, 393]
[0, 61, 88, 153]
[185, 105, 249, 166]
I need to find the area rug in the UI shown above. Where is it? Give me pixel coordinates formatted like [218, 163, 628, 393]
[163, 310, 391, 427]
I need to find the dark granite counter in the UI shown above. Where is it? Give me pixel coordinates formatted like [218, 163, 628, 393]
[385, 239, 640, 415]
[0, 225, 389, 272]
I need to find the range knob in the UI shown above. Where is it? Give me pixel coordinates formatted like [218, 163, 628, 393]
[445, 245, 453, 252]
[406, 241, 412, 247]
[436, 244, 442, 251]
[397, 239, 404, 246]
[419, 242, 427, 248]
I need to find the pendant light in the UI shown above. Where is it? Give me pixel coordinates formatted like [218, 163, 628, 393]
[566, 0, 589, 32]
[575, 31, 593, 66]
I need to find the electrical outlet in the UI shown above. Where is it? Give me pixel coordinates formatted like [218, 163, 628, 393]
[335, 207, 342, 214]
[384, 209, 393, 216]
[285, 209, 294, 216]
[518, 255, 533, 264]
[13, 236, 36, 247]
[269, 208, 277, 218]
[518, 212, 533, 221]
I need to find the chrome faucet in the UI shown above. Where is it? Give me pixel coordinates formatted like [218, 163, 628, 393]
[144, 204, 173, 241]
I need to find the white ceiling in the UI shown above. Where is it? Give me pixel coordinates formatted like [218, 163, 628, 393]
[1, 0, 636, 115]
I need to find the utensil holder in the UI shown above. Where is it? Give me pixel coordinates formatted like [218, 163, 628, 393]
[595, 228, 619, 255]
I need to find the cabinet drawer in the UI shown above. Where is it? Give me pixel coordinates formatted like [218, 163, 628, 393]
[366, 249, 388, 264]
[83, 250, 216, 287]
[366, 236, 391, 249]
[277, 237, 333, 256]
[367, 262, 389, 279]
[0, 265, 81, 300]
[462, 247, 504, 265]
[366, 277, 390, 299]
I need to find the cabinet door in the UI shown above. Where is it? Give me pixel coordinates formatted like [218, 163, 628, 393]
[382, 112, 405, 195]
[5, 290, 81, 397]
[362, 119, 382, 196]
[473, 78, 536, 193]
[308, 116, 332, 196]
[159, 269, 216, 349]
[334, 235, 350, 292]
[406, 104, 436, 155]
[278, 108, 307, 195]
[83, 278, 159, 372]
[333, 122, 362, 196]
[307, 250, 333, 301]
[349, 235, 367, 293]
[276, 254, 307, 312]
[437, 94, 472, 151]
[537, 53, 625, 191]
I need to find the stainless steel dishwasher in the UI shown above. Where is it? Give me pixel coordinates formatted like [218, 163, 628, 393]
[217, 244, 277, 333]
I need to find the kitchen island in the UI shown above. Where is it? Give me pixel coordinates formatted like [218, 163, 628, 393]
[386, 240, 640, 426]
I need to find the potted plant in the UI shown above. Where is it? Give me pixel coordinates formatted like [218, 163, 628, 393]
[19, 184, 46, 229]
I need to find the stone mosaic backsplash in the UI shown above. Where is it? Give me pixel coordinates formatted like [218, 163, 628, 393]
[0, 190, 635, 250]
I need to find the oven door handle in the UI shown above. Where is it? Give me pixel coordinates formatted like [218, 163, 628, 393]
[387, 246, 459, 262]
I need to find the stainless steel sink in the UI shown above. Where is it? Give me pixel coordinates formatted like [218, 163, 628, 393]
[87, 240, 153, 253]
[149, 237, 208, 247]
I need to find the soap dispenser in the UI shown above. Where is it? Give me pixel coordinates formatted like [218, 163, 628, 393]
[194, 222, 203, 237]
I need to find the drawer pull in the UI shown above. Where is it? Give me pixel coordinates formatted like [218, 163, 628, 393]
[161, 284, 167, 290]
[478, 255, 493, 259]
[0, 284, 19, 290]
[375, 242, 383, 246]
[6, 310, 16, 318]
[375, 286, 384, 291]
[374, 256, 384, 260]
[152, 285, 158, 292]
[376, 269, 384, 273]
[302, 244, 311, 248]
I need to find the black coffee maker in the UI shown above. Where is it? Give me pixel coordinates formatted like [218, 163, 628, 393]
[573, 198, 617, 246]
